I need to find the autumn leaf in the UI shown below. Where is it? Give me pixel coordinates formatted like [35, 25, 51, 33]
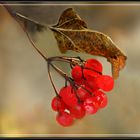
[3, 5, 127, 79]
[49, 8, 127, 79]
[52, 8, 88, 29]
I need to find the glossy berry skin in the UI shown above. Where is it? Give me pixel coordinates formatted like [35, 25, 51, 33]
[84, 76, 99, 92]
[71, 65, 83, 81]
[56, 112, 74, 127]
[99, 95, 108, 108]
[83, 97, 98, 115]
[84, 59, 103, 73]
[70, 104, 86, 119]
[83, 69, 100, 90]
[95, 75, 114, 92]
[93, 90, 108, 108]
[84, 69, 100, 79]
[71, 65, 86, 85]
[59, 86, 78, 107]
[51, 96, 66, 112]
[51, 57, 115, 127]
[76, 86, 91, 101]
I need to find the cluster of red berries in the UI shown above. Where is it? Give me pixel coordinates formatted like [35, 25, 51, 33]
[51, 58, 114, 127]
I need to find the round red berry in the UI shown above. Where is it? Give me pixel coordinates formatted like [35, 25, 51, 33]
[94, 75, 114, 92]
[70, 104, 86, 119]
[84, 76, 99, 91]
[71, 65, 83, 81]
[83, 97, 98, 115]
[51, 96, 66, 112]
[93, 90, 108, 108]
[56, 112, 74, 127]
[100, 95, 108, 108]
[59, 86, 78, 107]
[84, 58, 103, 73]
[83, 69, 100, 79]
[76, 86, 91, 101]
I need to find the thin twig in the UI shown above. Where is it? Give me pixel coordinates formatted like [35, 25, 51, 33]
[49, 63, 71, 82]
[3, 4, 48, 61]
[24, 28, 48, 61]
[47, 63, 60, 97]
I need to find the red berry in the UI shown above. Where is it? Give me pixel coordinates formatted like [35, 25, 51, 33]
[50, 57, 114, 126]
[84, 76, 99, 91]
[83, 97, 98, 115]
[71, 65, 83, 81]
[76, 86, 91, 101]
[85, 59, 103, 73]
[71, 65, 86, 85]
[95, 75, 114, 92]
[83, 68, 100, 91]
[75, 79, 86, 85]
[59, 86, 78, 107]
[70, 104, 86, 119]
[100, 95, 108, 108]
[51, 96, 66, 112]
[84, 69, 100, 79]
[83, 104, 98, 115]
[94, 90, 108, 108]
[56, 112, 74, 127]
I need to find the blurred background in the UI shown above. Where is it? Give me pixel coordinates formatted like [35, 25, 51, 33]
[0, 1, 140, 137]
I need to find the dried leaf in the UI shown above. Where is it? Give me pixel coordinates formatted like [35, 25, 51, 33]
[50, 8, 127, 79]
[3, 5, 127, 79]
[52, 8, 87, 29]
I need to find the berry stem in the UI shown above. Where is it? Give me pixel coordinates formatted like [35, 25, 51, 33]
[47, 56, 84, 66]
[49, 62, 73, 84]
[49, 61, 85, 103]
[65, 79, 67, 87]
[24, 28, 48, 61]
[72, 87, 81, 103]
[4, 4, 48, 62]
[81, 65, 86, 80]
[74, 83, 93, 96]
[49, 62, 82, 100]
[47, 63, 60, 97]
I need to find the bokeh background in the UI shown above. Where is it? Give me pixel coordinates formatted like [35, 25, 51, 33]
[0, 1, 140, 137]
